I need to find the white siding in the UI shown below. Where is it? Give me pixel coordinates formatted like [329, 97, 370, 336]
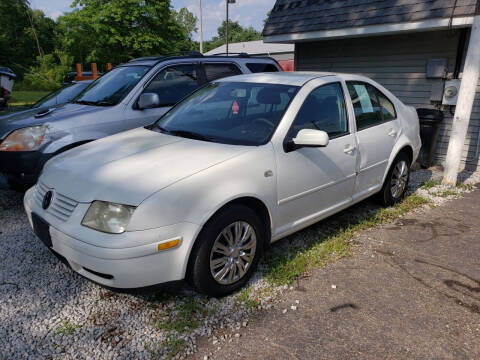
[296, 30, 480, 169]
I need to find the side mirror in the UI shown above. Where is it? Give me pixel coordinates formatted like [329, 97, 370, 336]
[138, 93, 160, 110]
[293, 129, 329, 148]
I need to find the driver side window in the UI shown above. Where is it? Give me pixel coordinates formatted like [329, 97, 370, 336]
[288, 82, 349, 140]
[143, 64, 199, 107]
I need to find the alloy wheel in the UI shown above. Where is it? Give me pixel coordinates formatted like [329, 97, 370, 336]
[390, 160, 409, 198]
[209, 221, 257, 285]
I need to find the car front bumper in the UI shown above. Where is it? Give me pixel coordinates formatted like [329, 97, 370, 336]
[24, 187, 201, 288]
[0, 150, 53, 186]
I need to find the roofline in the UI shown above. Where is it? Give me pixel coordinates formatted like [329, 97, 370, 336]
[121, 54, 279, 68]
[263, 16, 475, 43]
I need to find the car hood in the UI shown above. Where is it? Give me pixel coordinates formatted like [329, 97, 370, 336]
[40, 127, 251, 205]
[0, 103, 107, 139]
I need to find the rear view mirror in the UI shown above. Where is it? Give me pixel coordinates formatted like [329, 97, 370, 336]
[138, 93, 160, 109]
[293, 129, 329, 148]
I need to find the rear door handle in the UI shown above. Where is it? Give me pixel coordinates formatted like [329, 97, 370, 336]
[344, 144, 356, 154]
[388, 129, 398, 137]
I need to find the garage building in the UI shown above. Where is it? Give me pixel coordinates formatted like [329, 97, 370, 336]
[263, 0, 480, 170]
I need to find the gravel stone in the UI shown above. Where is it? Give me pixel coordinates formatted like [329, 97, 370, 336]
[1, 167, 478, 359]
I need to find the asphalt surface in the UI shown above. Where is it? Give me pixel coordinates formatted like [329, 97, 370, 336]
[194, 187, 480, 360]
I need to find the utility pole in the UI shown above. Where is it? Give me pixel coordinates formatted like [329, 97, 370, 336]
[199, 0, 203, 53]
[226, 0, 236, 55]
[443, 15, 480, 185]
[226, 0, 229, 55]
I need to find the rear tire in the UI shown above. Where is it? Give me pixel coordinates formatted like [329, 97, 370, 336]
[187, 204, 264, 297]
[377, 152, 410, 207]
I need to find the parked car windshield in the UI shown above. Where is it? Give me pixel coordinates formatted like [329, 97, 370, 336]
[73, 65, 150, 106]
[154, 82, 299, 145]
[32, 82, 90, 108]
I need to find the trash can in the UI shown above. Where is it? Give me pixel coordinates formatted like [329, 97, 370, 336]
[416, 108, 444, 168]
[0, 67, 16, 110]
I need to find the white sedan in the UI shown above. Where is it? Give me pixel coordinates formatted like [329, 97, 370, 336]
[24, 72, 421, 296]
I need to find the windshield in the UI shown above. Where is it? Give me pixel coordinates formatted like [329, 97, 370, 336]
[33, 82, 90, 108]
[154, 82, 299, 146]
[73, 65, 150, 106]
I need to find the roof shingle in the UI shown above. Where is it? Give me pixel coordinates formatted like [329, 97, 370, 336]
[263, 0, 479, 37]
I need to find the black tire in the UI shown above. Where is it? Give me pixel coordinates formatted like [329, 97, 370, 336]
[377, 152, 411, 207]
[7, 179, 31, 193]
[187, 204, 264, 297]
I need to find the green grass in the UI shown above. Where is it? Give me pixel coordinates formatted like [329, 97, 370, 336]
[55, 320, 81, 336]
[263, 193, 430, 286]
[9, 91, 49, 106]
[429, 189, 459, 198]
[145, 192, 433, 359]
[149, 297, 211, 359]
[235, 287, 259, 309]
[421, 178, 442, 189]
[154, 298, 208, 334]
[162, 334, 187, 360]
[456, 182, 475, 191]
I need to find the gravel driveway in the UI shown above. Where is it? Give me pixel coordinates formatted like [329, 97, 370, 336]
[1, 168, 478, 359]
[0, 185, 263, 359]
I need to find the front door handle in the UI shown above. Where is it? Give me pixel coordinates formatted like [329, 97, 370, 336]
[388, 129, 398, 137]
[344, 144, 356, 154]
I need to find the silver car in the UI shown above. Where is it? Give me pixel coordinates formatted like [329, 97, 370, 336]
[0, 54, 281, 189]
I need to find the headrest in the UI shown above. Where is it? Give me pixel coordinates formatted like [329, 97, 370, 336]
[257, 88, 282, 105]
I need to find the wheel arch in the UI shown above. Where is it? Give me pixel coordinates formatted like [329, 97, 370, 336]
[397, 145, 413, 165]
[382, 141, 414, 186]
[185, 196, 273, 280]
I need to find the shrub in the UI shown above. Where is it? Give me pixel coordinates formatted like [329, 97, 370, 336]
[22, 51, 73, 91]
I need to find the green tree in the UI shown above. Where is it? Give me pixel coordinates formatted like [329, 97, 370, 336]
[56, 0, 192, 64]
[56, 9, 98, 65]
[23, 50, 74, 90]
[173, 7, 198, 39]
[0, 0, 55, 78]
[204, 20, 262, 52]
[264, 10, 272, 26]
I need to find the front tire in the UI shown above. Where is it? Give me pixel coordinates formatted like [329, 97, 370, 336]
[7, 179, 31, 193]
[187, 204, 264, 297]
[377, 152, 410, 206]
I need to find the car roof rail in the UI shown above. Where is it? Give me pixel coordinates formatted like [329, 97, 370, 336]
[128, 51, 204, 63]
[209, 52, 250, 58]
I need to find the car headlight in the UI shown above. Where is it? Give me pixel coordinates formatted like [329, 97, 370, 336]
[81, 201, 136, 234]
[0, 126, 48, 151]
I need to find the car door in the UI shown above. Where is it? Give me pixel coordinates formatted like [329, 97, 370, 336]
[125, 63, 202, 128]
[274, 81, 358, 235]
[345, 81, 400, 199]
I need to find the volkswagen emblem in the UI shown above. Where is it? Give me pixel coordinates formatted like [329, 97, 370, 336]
[42, 190, 53, 210]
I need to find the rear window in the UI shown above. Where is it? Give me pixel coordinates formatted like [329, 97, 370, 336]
[246, 63, 279, 73]
[204, 63, 242, 81]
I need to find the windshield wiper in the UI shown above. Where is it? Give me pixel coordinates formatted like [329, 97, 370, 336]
[163, 128, 213, 142]
[95, 101, 115, 106]
[74, 100, 97, 105]
[74, 100, 113, 106]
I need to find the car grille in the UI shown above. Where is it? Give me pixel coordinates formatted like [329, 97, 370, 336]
[34, 181, 78, 221]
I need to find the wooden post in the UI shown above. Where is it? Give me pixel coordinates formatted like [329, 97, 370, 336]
[75, 63, 83, 78]
[443, 15, 480, 185]
[91, 63, 98, 79]
[106, 63, 112, 71]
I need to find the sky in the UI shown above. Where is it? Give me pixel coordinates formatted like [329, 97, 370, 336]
[29, 0, 276, 41]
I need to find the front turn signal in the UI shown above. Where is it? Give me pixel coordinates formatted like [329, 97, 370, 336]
[157, 238, 181, 252]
